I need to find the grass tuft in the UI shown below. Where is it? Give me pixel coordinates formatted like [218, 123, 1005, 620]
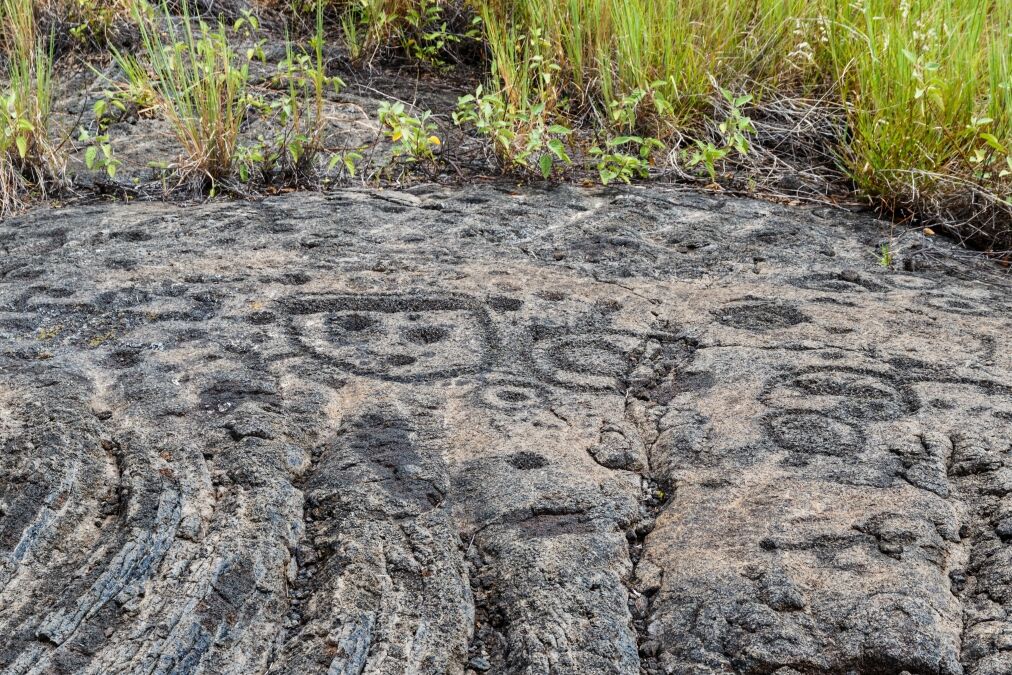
[127, 0, 250, 190]
[0, 0, 61, 217]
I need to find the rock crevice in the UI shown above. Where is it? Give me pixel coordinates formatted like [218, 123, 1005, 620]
[0, 186, 1009, 673]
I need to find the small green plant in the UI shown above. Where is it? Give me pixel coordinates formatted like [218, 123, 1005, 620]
[378, 101, 442, 163]
[234, 8, 267, 62]
[685, 86, 755, 182]
[607, 85, 675, 135]
[590, 136, 663, 185]
[327, 149, 365, 178]
[92, 53, 159, 129]
[232, 8, 260, 37]
[454, 84, 572, 178]
[685, 140, 728, 182]
[453, 85, 514, 157]
[535, 130, 572, 178]
[78, 128, 120, 178]
[715, 87, 756, 157]
[968, 117, 1012, 186]
[609, 89, 649, 131]
[93, 93, 130, 129]
[402, 0, 457, 65]
[877, 242, 894, 267]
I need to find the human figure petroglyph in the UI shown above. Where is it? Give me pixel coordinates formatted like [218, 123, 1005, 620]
[2, 188, 1010, 673]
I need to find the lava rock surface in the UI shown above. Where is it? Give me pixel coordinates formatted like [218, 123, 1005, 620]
[1, 186, 1010, 674]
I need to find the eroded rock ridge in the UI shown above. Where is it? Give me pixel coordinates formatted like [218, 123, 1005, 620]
[1, 187, 1010, 674]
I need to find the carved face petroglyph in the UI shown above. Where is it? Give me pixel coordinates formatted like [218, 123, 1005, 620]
[288, 294, 496, 382]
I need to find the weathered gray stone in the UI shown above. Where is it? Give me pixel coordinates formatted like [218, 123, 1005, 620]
[0, 186, 1009, 674]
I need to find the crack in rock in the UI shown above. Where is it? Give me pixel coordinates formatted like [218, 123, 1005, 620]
[0, 185, 1009, 673]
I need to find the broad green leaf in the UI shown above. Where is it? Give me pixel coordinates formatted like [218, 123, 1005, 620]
[609, 136, 640, 147]
[547, 138, 567, 162]
[344, 155, 358, 176]
[980, 133, 1007, 153]
[539, 153, 552, 178]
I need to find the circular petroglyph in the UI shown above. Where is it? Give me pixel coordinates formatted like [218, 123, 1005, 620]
[763, 410, 864, 455]
[474, 373, 547, 412]
[328, 312, 378, 333]
[922, 293, 1002, 317]
[531, 331, 642, 391]
[713, 300, 810, 331]
[403, 325, 451, 345]
[537, 290, 567, 302]
[507, 451, 549, 470]
[650, 221, 723, 254]
[791, 271, 889, 293]
[762, 366, 919, 421]
[488, 296, 524, 312]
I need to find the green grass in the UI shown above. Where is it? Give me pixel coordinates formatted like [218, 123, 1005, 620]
[126, 0, 251, 188]
[0, 0, 60, 217]
[263, 0, 469, 64]
[479, 0, 809, 125]
[819, 0, 1011, 200]
[473, 0, 1012, 237]
[1, 0, 1008, 245]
